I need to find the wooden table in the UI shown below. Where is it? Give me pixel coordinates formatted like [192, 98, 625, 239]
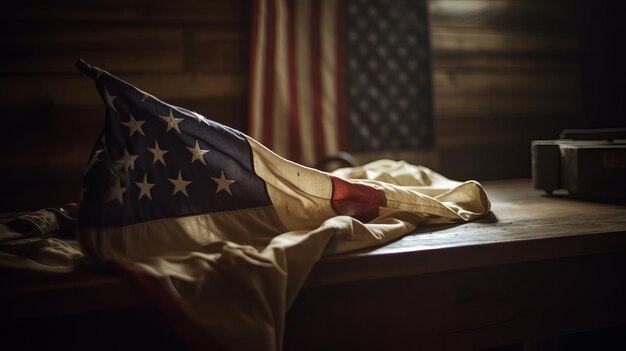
[287, 180, 626, 350]
[2, 180, 626, 350]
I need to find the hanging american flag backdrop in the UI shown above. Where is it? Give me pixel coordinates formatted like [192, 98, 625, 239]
[249, 0, 434, 166]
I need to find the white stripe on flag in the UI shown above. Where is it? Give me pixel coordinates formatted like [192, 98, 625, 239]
[320, 0, 339, 157]
[250, 0, 267, 142]
[295, 0, 316, 165]
[251, 0, 347, 165]
[272, 0, 289, 156]
[247, 136, 336, 231]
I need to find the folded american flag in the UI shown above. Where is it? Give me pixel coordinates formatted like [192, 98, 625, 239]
[76, 60, 489, 350]
[76, 59, 392, 257]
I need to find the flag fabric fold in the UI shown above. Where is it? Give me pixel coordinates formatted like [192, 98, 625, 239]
[77, 60, 490, 351]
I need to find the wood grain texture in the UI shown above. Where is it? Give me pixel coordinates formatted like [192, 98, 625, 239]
[185, 25, 250, 72]
[286, 252, 626, 350]
[0, 23, 184, 75]
[2, 0, 250, 24]
[2, 180, 625, 350]
[429, 0, 582, 32]
[434, 72, 581, 97]
[285, 179, 626, 346]
[428, 0, 584, 180]
[432, 28, 579, 53]
[0, 73, 247, 106]
[435, 116, 578, 146]
[305, 180, 626, 286]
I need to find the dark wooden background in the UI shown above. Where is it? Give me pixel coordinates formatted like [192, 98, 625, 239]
[1, 0, 623, 211]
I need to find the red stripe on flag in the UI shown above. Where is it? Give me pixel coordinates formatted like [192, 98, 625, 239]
[261, 0, 277, 147]
[286, 0, 302, 162]
[335, 0, 348, 152]
[330, 176, 384, 223]
[310, 1, 325, 162]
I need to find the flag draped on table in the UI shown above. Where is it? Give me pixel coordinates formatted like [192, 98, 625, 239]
[77, 60, 489, 351]
[249, 0, 434, 165]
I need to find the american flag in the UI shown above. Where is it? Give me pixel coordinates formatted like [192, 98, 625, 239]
[76, 61, 487, 350]
[77, 60, 386, 259]
[249, 0, 433, 166]
[78, 65, 273, 229]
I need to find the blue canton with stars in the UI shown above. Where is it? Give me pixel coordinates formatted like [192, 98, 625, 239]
[346, 0, 433, 152]
[78, 61, 271, 228]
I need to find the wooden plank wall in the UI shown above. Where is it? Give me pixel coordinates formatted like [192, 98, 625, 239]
[429, 0, 584, 180]
[0, 0, 584, 211]
[0, 0, 251, 211]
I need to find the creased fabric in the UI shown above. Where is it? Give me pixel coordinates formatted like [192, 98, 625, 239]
[82, 160, 489, 351]
[0, 210, 83, 272]
[74, 60, 490, 351]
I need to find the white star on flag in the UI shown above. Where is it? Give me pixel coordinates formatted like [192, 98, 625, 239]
[104, 86, 117, 112]
[211, 170, 236, 195]
[120, 148, 139, 171]
[169, 171, 192, 197]
[148, 140, 168, 165]
[135, 174, 156, 200]
[190, 111, 205, 123]
[121, 113, 146, 136]
[107, 178, 127, 204]
[186, 140, 210, 165]
[159, 109, 184, 134]
[139, 90, 153, 102]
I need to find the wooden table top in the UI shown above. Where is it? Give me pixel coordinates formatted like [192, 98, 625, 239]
[2, 179, 626, 319]
[306, 179, 626, 286]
